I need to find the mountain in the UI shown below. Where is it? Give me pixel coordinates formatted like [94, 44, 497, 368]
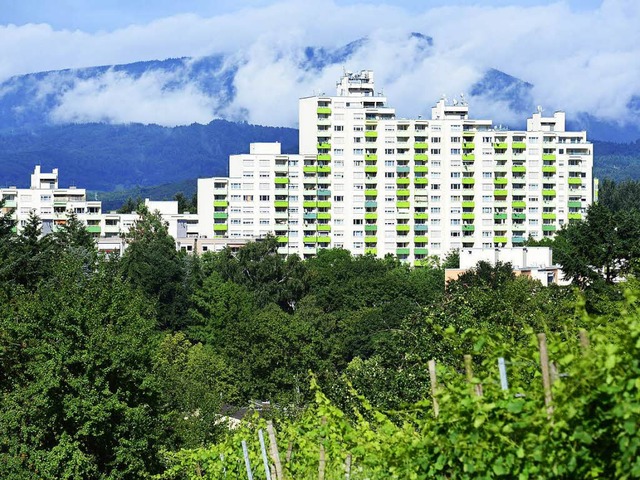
[0, 121, 298, 191]
[0, 33, 639, 198]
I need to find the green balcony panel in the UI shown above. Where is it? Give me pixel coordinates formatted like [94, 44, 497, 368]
[213, 212, 228, 219]
[462, 154, 475, 161]
[364, 166, 378, 174]
[317, 213, 331, 220]
[494, 189, 508, 196]
[493, 142, 508, 149]
[365, 131, 378, 138]
[542, 166, 557, 173]
[396, 248, 410, 256]
[317, 224, 331, 232]
[397, 189, 410, 196]
[414, 178, 428, 185]
[317, 201, 331, 208]
[274, 177, 289, 184]
[303, 201, 316, 208]
[461, 213, 475, 220]
[365, 248, 377, 255]
[317, 236, 331, 243]
[86, 226, 101, 233]
[364, 200, 377, 208]
[276, 236, 288, 243]
[462, 224, 475, 232]
[463, 131, 475, 137]
[274, 201, 289, 208]
[512, 166, 526, 173]
[364, 213, 378, 220]
[317, 143, 331, 149]
[213, 224, 228, 231]
[365, 154, 378, 161]
[213, 200, 228, 207]
[414, 213, 429, 220]
[461, 178, 476, 185]
[364, 224, 378, 232]
[512, 201, 526, 208]
[542, 154, 557, 161]
[414, 153, 428, 161]
[568, 201, 582, 208]
[542, 224, 557, 232]
[542, 189, 557, 197]
[414, 247, 429, 255]
[568, 177, 583, 185]
[512, 142, 527, 149]
[396, 225, 410, 232]
[494, 177, 508, 185]
[414, 142, 428, 149]
[303, 166, 317, 173]
[303, 236, 317, 243]
[568, 213, 582, 220]
[462, 142, 475, 149]
[414, 259, 429, 267]
[414, 236, 428, 243]
[462, 201, 475, 208]
[493, 236, 508, 244]
[542, 213, 556, 220]
[396, 166, 410, 173]
[414, 224, 428, 232]
[494, 213, 508, 220]
[396, 178, 410, 185]
[316, 107, 331, 115]
[396, 201, 410, 209]
[364, 237, 378, 244]
[512, 213, 526, 220]
[317, 166, 331, 173]
[365, 189, 378, 197]
[317, 154, 331, 161]
[414, 165, 428, 173]
[303, 212, 317, 220]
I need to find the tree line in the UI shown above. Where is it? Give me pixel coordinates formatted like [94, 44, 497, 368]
[1, 184, 640, 477]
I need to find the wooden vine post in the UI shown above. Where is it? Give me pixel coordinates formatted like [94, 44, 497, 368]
[318, 417, 327, 480]
[537, 333, 554, 417]
[579, 329, 590, 352]
[428, 359, 439, 417]
[464, 354, 482, 397]
[266, 421, 283, 480]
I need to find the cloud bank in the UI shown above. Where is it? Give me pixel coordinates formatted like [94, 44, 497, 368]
[0, 0, 638, 130]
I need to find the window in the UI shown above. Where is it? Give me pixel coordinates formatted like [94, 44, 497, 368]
[259, 195, 270, 201]
[430, 148, 441, 155]
[333, 195, 344, 202]
[451, 172, 461, 178]
[451, 148, 461, 155]
[430, 207, 441, 214]
[353, 219, 363, 225]
[334, 148, 344, 156]
[353, 149, 364, 155]
[451, 136, 461, 143]
[385, 148, 395, 154]
[334, 125, 344, 131]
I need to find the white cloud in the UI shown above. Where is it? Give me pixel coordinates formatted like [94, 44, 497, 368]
[0, 0, 638, 129]
[49, 69, 218, 126]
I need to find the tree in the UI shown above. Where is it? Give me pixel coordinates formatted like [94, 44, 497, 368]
[553, 203, 640, 287]
[120, 206, 187, 329]
[53, 211, 95, 250]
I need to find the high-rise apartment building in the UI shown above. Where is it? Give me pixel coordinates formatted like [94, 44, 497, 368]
[198, 70, 594, 264]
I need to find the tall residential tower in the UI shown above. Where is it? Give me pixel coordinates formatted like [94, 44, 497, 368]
[198, 70, 594, 263]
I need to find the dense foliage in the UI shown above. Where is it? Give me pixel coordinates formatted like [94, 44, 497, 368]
[1, 202, 640, 478]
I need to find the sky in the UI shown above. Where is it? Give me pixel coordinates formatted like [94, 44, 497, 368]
[0, 0, 637, 130]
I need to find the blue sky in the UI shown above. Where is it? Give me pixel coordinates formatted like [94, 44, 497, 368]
[0, 0, 636, 129]
[0, 0, 604, 31]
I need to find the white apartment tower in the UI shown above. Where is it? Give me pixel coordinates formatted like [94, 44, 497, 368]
[198, 70, 594, 263]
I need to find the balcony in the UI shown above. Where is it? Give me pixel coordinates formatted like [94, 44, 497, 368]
[365, 248, 377, 255]
[365, 224, 378, 231]
[512, 201, 526, 208]
[316, 107, 331, 115]
[303, 166, 317, 173]
[512, 142, 527, 149]
[512, 236, 525, 244]
[494, 177, 508, 185]
[303, 201, 316, 208]
[274, 177, 289, 184]
[397, 189, 410, 196]
[462, 142, 475, 149]
[365, 189, 378, 196]
[414, 235, 428, 243]
[542, 166, 557, 173]
[396, 248, 410, 256]
[568, 213, 582, 220]
[542, 189, 557, 197]
[414, 165, 428, 173]
[317, 213, 331, 220]
[493, 142, 508, 149]
[317, 166, 332, 173]
[364, 200, 377, 208]
[396, 166, 410, 173]
[364, 237, 378, 244]
[494, 189, 508, 196]
[365, 154, 378, 161]
[414, 224, 428, 232]
[396, 225, 410, 232]
[542, 224, 557, 232]
[542, 154, 557, 161]
[542, 213, 556, 220]
[493, 236, 508, 244]
[462, 178, 475, 185]
[414, 213, 429, 220]
[274, 201, 290, 208]
[512, 213, 526, 220]
[303, 212, 317, 220]
[462, 201, 475, 208]
[414, 248, 429, 255]
[276, 236, 288, 244]
[317, 189, 331, 196]
[365, 131, 378, 138]
[494, 213, 507, 220]
[396, 201, 410, 209]
[364, 212, 378, 220]
[414, 142, 428, 149]
[462, 154, 475, 161]
[364, 166, 378, 174]
[414, 177, 428, 185]
[568, 200, 582, 208]
[213, 212, 228, 219]
[462, 225, 475, 232]
[396, 178, 410, 186]
[462, 213, 475, 220]
[317, 154, 331, 161]
[414, 154, 428, 161]
[317, 142, 331, 149]
[213, 224, 228, 232]
[568, 177, 583, 185]
[317, 224, 331, 232]
[512, 166, 526, 173]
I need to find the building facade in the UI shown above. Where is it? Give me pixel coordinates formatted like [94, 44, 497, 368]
[198, 70, 594, 263]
